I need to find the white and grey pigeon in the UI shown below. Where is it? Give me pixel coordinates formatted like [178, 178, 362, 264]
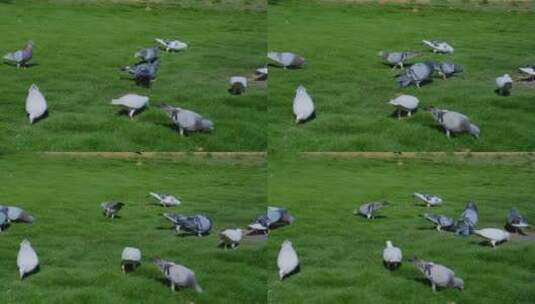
[474, 228, 510, 248]
[219, 228, 243, 249]
[162, 213, 213, 236]
[135, 46, 159, 62]
[431, 62, 464, 80]
[383, 240, 402, 270]
[255, 66, 268, 81]
[248, 206, 294, 234]
[4, 40, 33, 68]
[422, 40, 454, 54]
[1, 206, 35, 223]
[228, 76, 247, 95]
[111, 94, 149, 119]
[427, 107, 480, 138]
[121, 247, 141, 273]
[506, 208, 529, 234]
[388, 95, 419, 119]
[17, 239, 39, 280]
[26, 84, 48, 124]
[154, 38, 188, 52]
[121, 60, 159, 86]
[160, 104, 214, 136]
[100, 201, 124, 219]
[277, 240, 299, 280]
[413, 192, 442, 207]
[148, 192, 181, 207]
[354, 201, 386, 219]
[422, 213, 455, 231]
[411, 257, 464, 292]
[519, 65, 535, 81]
[293, 85, 314, 124]
[397, 61, 434, 87]
[152, 257, 203, 293]
[455, 201, 479, 236]
[496, 74, 513, 96]
[378, 51, 418, 69]
[267, 52, 305, 69]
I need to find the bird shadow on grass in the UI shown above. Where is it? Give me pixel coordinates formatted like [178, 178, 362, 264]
[282, 265, 301, 280]
[267, 63, 303, 70]
[412, 277, 432, 288]
[4, 62, 39, 68]
[296, 111, 316, 124]
[22, 265, 41, 280]
[176, 232, 209, 238]
[494, 89, 511, 96]
[388, 109, 419, 119]
[28, 110, 49, 125]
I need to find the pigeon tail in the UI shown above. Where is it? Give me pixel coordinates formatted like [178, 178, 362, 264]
[3, 53, 15, 61]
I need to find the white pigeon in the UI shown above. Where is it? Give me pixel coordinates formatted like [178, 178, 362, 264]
[496, 74, 513, 95]
[153, 258, 203, 293]
[383, 240, 402, 270]
[277, 240, 299, 280]
[474, 228, 510, 247]
[388, 95, 419, 119]
[293, 85, 314, 123]
[267, 51, 305, 68]
[148, 192, 181, 207]
[17, 239, 39, 279]
[219, 228, 243, 249]
[413, 192, 442, 207]
[422, 40, 454, 54]
[519, 66, 535, 80]
[121, 247, 142, 273]
[155, 38, 188, 52]
[229, 76, 248, 95]
[25, 84, 47, 124]
[111, 94, 149, 119]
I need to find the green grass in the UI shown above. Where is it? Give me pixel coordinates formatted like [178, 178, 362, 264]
[268, 1, 535, 152]
[0, 154, 267, 303]
[267, 155, 535, 303]
[0, 1, 266, 152]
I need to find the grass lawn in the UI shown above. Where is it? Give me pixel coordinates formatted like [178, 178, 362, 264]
[0, 154, 267, 303]
[267, 154, 535, 303]
[0, 1, 266, 152]
[268, 1, 535, 152]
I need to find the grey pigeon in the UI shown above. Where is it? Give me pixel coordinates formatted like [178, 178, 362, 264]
[228, 76, 247, 95]
[162, 213, 212, 236]
[4, 41, 33, 68]
[121, 60, 159, 86]
[455, 201, 478, 236]
[159, 104, 214, 136]
[474, 228, 510, 248]
[111, 94, 149, 119]
[26, 84, 48, 124]
[354, 201, 386, 219]
[383, 240, 402, 270]
[135, 46, 159, 62]
[0, 207, 9, 231]
[422, 40, 454, 54]
[277, 240, 299, 280]
[0, 206, 35, 223]
[100, 201, 124, 219]
[152, 257, 203, 293]
[388, 95, 419, 119]
[378, 51, 418, 69]
[422, 213, 455, 231]
[411, 257, 464, 292]
[17, 239, 39, 280]
[397, 61, 434, 87]
[432, 62, 463, 80]
[496, 74, 513, 96]
[427, 107, 480, 138]
[505, 208, 529, 234]
[148, 192, 181, 207]
[267, 51, 305, 69]
[413, 192, 442, 207]
[219, 228, 243, 249]
[155, 38, 188, 52]
[121, 247, 141, 273]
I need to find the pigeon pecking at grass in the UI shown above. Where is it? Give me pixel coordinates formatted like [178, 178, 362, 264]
[4, 40, 33, 68]
[162, 213, 212, 236]
[397, 61, 434, 88]
[383, 241, 402, 271]
[388, 95, 419, 119]
[100, 201, 124, 219]
[148, 192, 181, 207]
[413, 192, 442, 207]
[135, 46, 159, 62]
[277, 240, 299, 280]
[219, 228, 243, 249]
[427, 107, 480, 138]
[248, 206, 294, 234]
[228, 76, 247, 95]
[432, 62, 463, 80]
[455, 201, 479, 236]
[121, 60, 159, 86]
[1, 206, 35, 223]
[111, 94, 149, 119]
[422, 40, 454, 54]
[155, 38, 188, 52]
[519, 65, 535, 81]
[267, 51, 305, 69]
[121, 247, 141, 273]
[411, 257, 464, 293]
[378, 51, 418, 69]
[152, 257, 203, 293]
[293, 85, 315, 124]
[422, 213, 455, 232]
[25, 84, 48, 124]
[17, 239, 39, 280]
[505, 208, 529, 234]
[354, 201, 387, 219]
[474, 228, 510, 248]
[159, 104, 214, 136]
[496, 74, 513, 96]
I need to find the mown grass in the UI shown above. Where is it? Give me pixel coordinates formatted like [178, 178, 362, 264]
[0, 154, 267, 303]
[267, 155, 535, 303]
[0, 1, 266, 152]
[268, 1, 535, 152]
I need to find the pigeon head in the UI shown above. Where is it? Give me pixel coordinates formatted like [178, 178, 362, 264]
[200, 119, 214, 131]
[469, 124, 480, 138]
[454, 64, 464, 73]
[282, 240, 293, 248]
[29, 84, 38, 92]
[451, 277, 464, 290]
[20, 239, 31, 247]
[385, 240, 393, 248]
[377, 51, 385, 57]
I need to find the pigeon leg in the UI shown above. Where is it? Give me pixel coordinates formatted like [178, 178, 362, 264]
[437, 225, 441, 232]
[121, 264, 125, 273]
[397, 110, 401, 120]
[179, 128, 184, 137]
[175, 225, 181, 234]
[432, 283, 437, 293]
[171, 283, 175, 292]
[16, 63, 20, 69]
[399, 62, 404, 69]
[491, 240, 496, 248]
[19, 269, 24, 280]
[198, 232, 202, 237]
[446, 130, 451, 138]
[416, 82, 421, 88]
[231, 243, 236, 249]
[407, 110, 412, 117]
[129, 109, 135, 119]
